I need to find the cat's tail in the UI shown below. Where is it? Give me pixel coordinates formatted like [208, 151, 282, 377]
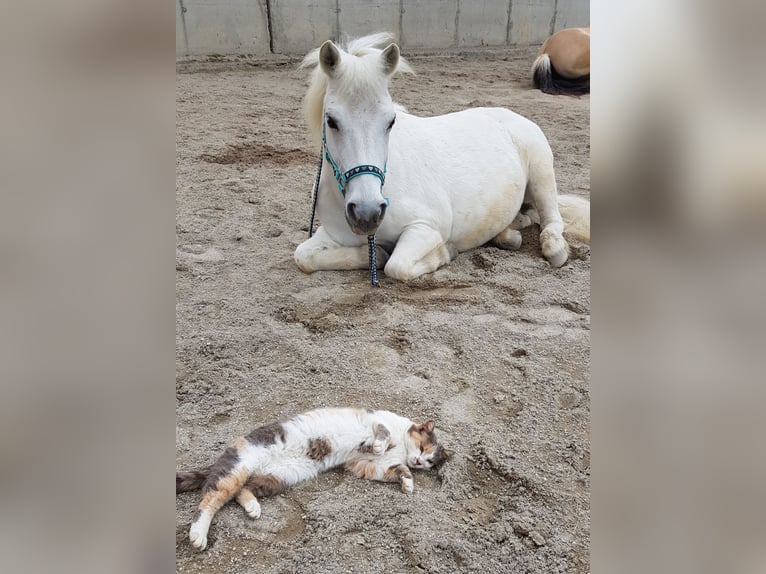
[176, 467, 211, 493]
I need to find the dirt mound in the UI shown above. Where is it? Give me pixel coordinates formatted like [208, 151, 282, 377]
[201, 143, 316, 166]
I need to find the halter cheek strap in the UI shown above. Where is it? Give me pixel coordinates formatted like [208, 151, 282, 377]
[322, 123, 388, 200]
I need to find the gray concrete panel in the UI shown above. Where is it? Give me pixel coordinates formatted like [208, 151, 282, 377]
[182, 0, 271, 56]
[509, 0, 556, 45]
[270, 0, 337, 56]
[456, 0, 510, 47]
[338, 1, 401, 43]
[553, 0, 590, 32]
[401, 0, 459, 49]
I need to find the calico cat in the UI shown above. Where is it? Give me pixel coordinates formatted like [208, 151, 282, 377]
[176, 407, 449, 550]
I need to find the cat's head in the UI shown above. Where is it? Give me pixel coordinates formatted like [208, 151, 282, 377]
[406, 421, 449, 470]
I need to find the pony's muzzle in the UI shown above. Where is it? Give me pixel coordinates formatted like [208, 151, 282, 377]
[346, 200, 387, 234]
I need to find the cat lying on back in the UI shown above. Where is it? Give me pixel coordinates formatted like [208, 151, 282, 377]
[176, 407, 449, 550]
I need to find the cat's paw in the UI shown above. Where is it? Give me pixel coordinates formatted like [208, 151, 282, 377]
[243, 499, 261, 519]
[189, 523, 208, 551]
[372, 437, 390, 456]
[400, 476, 414, 494]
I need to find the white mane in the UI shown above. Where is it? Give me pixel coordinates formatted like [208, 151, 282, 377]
[300, 32, 414, 146]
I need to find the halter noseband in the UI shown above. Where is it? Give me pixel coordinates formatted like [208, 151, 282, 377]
[322, 122, 387, 199]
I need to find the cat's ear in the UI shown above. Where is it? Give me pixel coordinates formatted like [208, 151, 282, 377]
[420, 420, 435, 433]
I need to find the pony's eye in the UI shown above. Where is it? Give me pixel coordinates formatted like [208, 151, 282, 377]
[326, 116, 339, 130]
[387, 116, 396, 131]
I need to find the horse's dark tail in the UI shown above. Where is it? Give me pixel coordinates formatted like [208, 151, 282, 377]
[531, 53, 590, 96]
[176, 467, 211, 493]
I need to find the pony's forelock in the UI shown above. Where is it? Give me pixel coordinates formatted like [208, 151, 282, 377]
[301, 33, 413, 145]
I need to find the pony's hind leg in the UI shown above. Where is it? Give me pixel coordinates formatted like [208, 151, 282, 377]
[384, 224, 455, 281]
[526, 153, 568, 267]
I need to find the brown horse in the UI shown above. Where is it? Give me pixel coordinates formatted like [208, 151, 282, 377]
[531, 26, 590, 95]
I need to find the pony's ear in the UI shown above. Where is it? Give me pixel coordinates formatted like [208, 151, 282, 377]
[381, 43, 400, 75]
[319, 40, 341, 77]
[420, 420, 435, 433]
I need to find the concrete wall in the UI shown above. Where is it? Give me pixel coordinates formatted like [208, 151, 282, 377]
[178, 0, 271, 56]
[177, 0, 589, 58]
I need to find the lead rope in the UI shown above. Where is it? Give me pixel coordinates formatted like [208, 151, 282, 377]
[308, 153, 323, 239]
[368, 234, 380, 287]
[307, 151, 381, 287]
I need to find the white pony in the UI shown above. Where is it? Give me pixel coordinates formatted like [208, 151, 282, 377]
[294, 33, 589, 281]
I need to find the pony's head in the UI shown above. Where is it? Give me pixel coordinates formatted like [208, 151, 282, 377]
[302, 33, 413, 235]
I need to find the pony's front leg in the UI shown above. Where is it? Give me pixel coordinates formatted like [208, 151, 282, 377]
[294, 226, 389, 273]
[384, 225, 454, 281]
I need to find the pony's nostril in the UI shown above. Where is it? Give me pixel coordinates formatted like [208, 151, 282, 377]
[347, 202, 358, 220]
[379, 202, 388, 219]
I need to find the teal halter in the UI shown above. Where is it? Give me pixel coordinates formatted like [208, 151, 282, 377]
[307, 120, 389, 287]
[322, 122, 388, 199]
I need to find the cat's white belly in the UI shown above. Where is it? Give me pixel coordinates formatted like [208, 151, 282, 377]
[238, 433, 369, 487]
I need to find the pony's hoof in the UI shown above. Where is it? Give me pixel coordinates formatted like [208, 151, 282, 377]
[492, 228, 522, 250]
[512, 211, 536, 229]
[541, 230, 569, 267]
[294, 248, 314, 274]
[384, 261, 416, 281]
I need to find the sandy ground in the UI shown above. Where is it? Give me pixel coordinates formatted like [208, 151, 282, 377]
[176, 45, 590, 573]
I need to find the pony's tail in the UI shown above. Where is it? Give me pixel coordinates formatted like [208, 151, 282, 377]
[558, 194, 590, 243]
[532, 53, 554, 92]
[176, 467, 211, 493]
[531, 53, 590, 96]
